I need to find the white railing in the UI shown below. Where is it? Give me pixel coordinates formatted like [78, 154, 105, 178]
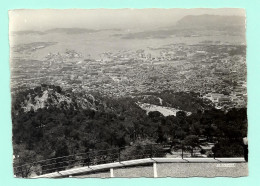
[32, 157, 245, 178]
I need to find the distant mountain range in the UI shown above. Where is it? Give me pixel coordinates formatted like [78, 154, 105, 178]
[12, 28, 122, 35]
[120, 15, 246, 39]
[12, 15, 245, 37]
[175, 14, 245, 28]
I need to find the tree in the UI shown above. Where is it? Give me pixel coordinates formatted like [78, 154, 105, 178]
[183, 135, 200, 156]
[212, 140, 244, 157]
[148, 111, 163, 121]
[13, 145, 43, 177]
[120, 139, 165, 161]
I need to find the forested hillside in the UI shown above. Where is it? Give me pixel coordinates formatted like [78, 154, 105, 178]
[12, 85, 247, 176]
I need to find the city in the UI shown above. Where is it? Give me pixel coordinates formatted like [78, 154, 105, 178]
[11, 43, 247, 110]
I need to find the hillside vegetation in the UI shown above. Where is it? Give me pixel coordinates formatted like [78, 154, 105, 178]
[12, 85, 247, 177]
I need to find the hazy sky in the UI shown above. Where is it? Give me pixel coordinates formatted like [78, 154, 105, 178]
[9, 8, 245, 31]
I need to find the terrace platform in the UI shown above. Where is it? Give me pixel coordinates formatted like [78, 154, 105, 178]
[32, 157, 247, 178]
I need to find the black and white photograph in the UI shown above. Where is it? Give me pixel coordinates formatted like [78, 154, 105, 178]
[9, 9, 248, 178]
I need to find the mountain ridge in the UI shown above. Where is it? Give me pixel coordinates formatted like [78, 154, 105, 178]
[176, 14, 245, 28]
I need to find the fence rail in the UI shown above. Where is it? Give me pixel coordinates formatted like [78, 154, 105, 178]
[13, 143, 245, 177]
[14, 144, 167, 177]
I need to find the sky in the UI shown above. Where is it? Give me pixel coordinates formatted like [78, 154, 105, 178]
[9, 8, 245, 32]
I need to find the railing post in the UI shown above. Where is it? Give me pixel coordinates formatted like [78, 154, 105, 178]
[118, 148, 121, 163]
[153, 162, 158, 178]
[87, 152, 90, 167]
[110, 168, 114, 178]
[181, 145, 184, 159]
[150, 144, 154, 158]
